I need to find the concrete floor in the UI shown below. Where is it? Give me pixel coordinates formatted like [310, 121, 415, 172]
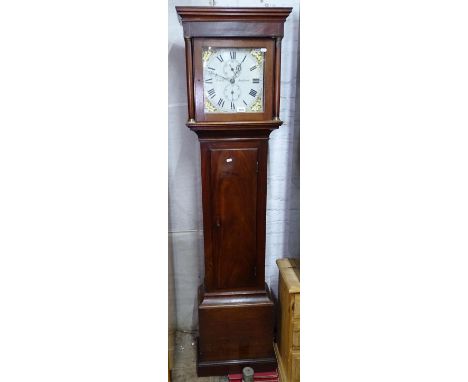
[171, 331, 228, 382]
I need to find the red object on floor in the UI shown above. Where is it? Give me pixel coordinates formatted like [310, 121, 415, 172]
[228, 369, 278, 381]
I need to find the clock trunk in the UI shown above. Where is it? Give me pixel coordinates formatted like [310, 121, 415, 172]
[201, 140, 267, 291]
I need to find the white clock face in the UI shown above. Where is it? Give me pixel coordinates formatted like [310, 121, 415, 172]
[202, 47, 265, 113]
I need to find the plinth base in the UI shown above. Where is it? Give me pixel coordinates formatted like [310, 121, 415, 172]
[196, 285, 276, 377]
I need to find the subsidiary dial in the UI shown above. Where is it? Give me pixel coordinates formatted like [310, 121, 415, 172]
[224, 84, 241, 101]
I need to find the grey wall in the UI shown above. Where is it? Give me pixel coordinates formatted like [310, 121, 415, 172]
[168, 0, 300, 332]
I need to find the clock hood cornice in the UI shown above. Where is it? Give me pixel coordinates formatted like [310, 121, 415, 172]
[176, 6, 292, 23]
[176, 6, 292, 38]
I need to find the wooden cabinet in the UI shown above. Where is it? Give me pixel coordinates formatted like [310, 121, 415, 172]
[175, 6, 292, 377]
[274, 258, 300, 382]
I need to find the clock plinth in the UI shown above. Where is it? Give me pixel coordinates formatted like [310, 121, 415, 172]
[197, 285, 276, 376]
[175, 6, 292, 377]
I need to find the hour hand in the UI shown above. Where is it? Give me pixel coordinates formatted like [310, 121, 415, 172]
[233, 64, 242, 78]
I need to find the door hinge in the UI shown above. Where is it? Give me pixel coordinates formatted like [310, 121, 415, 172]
[254, 266, 257, 277]
[256, 161, 259, 173]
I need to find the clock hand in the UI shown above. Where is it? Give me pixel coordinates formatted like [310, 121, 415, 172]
[208, 71, 230, 81]
[233, 64, 242, 79]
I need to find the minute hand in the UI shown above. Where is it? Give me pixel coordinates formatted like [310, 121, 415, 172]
[209, 71, 230, 81]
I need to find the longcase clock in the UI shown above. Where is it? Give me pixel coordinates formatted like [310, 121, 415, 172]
[175, 6, 292, 377]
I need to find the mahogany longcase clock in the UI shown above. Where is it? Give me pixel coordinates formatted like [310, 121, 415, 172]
[175, 6, 292, 377]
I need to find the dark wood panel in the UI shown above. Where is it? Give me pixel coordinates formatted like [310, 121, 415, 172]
[201, 139, 268, 292]
[185, 21, 284, 38]
[273, 37, 282, 119]
[199, 303, 275, 361]
[184, 37, 195, 121]
[197, 285, 276, 376]
[198, 287, 274, 361]
[210, 147, 258, 289]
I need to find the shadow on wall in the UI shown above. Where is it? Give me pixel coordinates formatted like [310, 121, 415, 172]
[168, 42, 205, 332]
[168, 223, 204, 333]
[168, 43, 187, 106]
[168, 43, 203, 235]
[287, 19, 300, 261]
[265, 8, 300, 300]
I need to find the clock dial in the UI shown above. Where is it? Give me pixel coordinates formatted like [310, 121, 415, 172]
[202, 47, 265, 113]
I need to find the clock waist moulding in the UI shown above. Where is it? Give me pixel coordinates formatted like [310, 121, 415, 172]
[175, 6, 292, 377]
